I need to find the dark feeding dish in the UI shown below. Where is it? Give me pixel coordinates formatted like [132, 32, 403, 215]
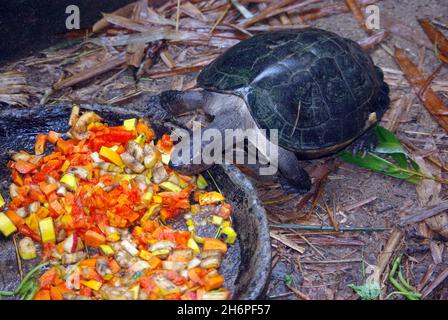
[0, 104, 271, 300]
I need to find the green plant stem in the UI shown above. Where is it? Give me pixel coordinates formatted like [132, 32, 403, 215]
[398, 269, 416, 292]
[388, 256, 421, 300]
[0, 261, 62, 298]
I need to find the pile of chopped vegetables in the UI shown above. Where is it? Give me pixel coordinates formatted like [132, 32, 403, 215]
[0, 107, 237, 300]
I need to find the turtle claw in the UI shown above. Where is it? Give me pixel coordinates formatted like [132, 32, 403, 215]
[349, 129, 378, 157]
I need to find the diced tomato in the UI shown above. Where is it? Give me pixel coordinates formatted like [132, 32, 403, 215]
[39, 268, 58, 289]
[156, 134, 173, 153]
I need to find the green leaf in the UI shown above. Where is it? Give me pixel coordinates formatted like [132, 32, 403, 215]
[374, 125, 402, 146]
[348, 281, 380, 300]
[284, 274, 293, 286]
[338, 126, 425, 184]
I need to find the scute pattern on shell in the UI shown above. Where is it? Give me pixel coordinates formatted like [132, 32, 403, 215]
[198, 28, 390, 152]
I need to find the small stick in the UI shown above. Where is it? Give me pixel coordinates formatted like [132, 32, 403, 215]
[295, 233, 326, 259]
[286, 284, 310, 300]
[13, 235, 23, 280]
[175, 0, 181, 31]
[421, 267, 448, 298]
[400, 200, 448, 225]
[416, 264, 435, 292]
[368, 229, 403, 285]
[300, 258, 362, 264]
[271, 224, 387, 232]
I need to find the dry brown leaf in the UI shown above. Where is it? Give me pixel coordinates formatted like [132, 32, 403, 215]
[344, 0, 370, 33]
[418, 18, 448, 62]
[394, 47, 448, 133]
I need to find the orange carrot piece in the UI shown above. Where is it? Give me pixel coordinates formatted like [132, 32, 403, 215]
[35, 134, 47, 156]
[148, 256, 162, 269]
[49, 199, 65, 216]
[79, 258, 97, 268]
[34, 289, 51, 300]
[5, 210, 24, 227]
[84, 230, 106, 248]
[202, 238, 227, 254]
[136, 120, 155, 141]
[47, 131, 61, 144]
[39, 182, 58, 196]
[50, 286, 63, 300]
[14, 160, 37, 174]
[204, 274, 224, 291]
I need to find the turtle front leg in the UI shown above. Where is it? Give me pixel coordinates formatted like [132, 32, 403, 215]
[277, 147, 312, 194]
[160, 90, 212, 116]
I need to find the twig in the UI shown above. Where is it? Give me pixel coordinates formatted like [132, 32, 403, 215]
[342, 196, 377, 212]
[368, 229, 403, 286]
[230, 0, 254, 19]
[421, 267, 448, 298]
[271, 224, 387, 232]
[270, 231, 305, 254]
[286, 284, 310, 300]
[53, 52, 127, 90]
[300, 258, 362, 264]
[13, 235, 23, 280]
[400, 200, 448, 225]
[295, 233, 326, 259]
[416, 264, 435, 292]
[175, 0, 181, 31]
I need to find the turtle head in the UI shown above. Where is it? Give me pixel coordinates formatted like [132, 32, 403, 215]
[169, 143, 212, 175]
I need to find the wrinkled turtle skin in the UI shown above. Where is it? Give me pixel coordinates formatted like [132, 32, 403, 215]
[198, 28, 390, 157]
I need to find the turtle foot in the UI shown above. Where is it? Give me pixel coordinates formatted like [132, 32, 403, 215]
[277, 171, 311, 195]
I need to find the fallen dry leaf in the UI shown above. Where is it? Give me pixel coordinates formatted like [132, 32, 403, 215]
[394, 47, 448, 133]
[418, 18, 448, 63]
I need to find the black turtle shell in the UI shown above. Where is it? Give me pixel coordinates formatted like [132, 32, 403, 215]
[197, 28, 389, 153]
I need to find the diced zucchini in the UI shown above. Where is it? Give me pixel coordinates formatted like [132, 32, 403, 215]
[142, 191, 153, 203]
[123, 118, 137, 131]
[129, 284, 140, 300]
[161, 153, 170, 165]
[187, 238, 200, 255]
[211, 215, 223, 225]
[220, 226, 237, 244]
[196, 174, 208, 190]
[39, 217, 56, 243]
[134, 133, 146, 145]
[60, 173, 77, 191]
[159, 181, 182, 192]
[0, 212, 17, 237]
[99, 244, 115, 256]
[0, 194, 6, 208]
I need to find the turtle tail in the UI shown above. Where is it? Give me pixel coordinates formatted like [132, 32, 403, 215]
[373, 66, 390, 119]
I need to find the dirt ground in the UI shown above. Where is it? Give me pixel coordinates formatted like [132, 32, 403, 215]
[1, 0, 448, 300]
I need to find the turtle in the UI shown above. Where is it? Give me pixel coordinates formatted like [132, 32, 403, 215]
[159, 28, 390, 193]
